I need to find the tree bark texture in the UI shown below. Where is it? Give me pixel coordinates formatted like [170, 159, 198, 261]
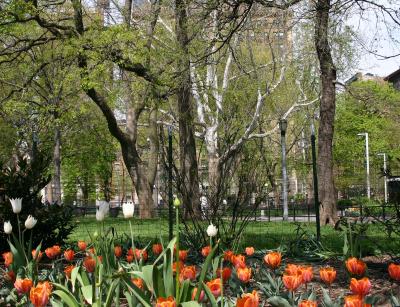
[314, 0, 338, 225]
[174, 0, 201, 217]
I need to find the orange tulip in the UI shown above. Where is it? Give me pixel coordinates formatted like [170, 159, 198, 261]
[350, 277, 371, 297]
[64, 265, 75, 279]
[29, 281, 52, 307]
[14, 278, 33, 294]
[179, 265, 197, 282]
[346, 257, 367, 276]
[88, 247, 96, 255]
[299, 266, 313, 284]
[224, 250, 234, 263]
[236, 290, 259, 307]
[217, 267, 232, 282]
[77, 241, 87, 251]
[32, 249, 43, 262]
[83, 256, 96, 273]
[132, 278, 144, 289]
[319, 267, 337, 285]
[179, 250, 188, 262]
[152, 243, 163, 255]
[191, 287, 205, 301]
[285, 264, 300, 275]
[45, 245, 61, 259]
[114, 246, 123, 258]
[388, 263, 400, 281]
[201, 246, 211, 257]
[156, 296, 176, 307]
[237, 267, 252, 283]
[298, 300, 317, 307]
[344, 295, 372, 307]
[172, 261, 184, 274]
[64, 249, 75, 262]
[233, 254, 246, 268]
[126, 255, 134, 263]
[2, 252, 13, 267]
[264, 251, 282, 269]
[245, 247, 255, 256]
[134, 248, 148, 261]
[206, 278, 222, 297]
[282, 274, 302, 291]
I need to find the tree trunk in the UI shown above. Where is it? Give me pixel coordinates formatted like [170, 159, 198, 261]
[315, 0, 338, 225]
[174, 0, 201, 217]
[52, 127, 62, 204]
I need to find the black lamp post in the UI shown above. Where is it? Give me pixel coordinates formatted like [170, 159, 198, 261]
[167, 126, 174, 241]
[310, 122, 321, 242]
[279, 118, 288, 221]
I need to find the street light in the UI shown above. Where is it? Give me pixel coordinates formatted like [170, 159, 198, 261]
[357, 133, 370, 199]
[279, 118, 288, 221]
[377, 153, 388, 203]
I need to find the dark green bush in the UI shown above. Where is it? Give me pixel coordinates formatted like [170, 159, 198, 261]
[0, 153, 76, 251]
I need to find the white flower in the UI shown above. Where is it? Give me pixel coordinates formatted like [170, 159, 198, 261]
[206, 223, 218, 237]
[25, 215, 37, 229]
[122, 202, 134, 218]
[3, 221, 12, 234]
[96, 210, 106, 221]
[9, 198, 22, 214]
[97, 201, 109, 215]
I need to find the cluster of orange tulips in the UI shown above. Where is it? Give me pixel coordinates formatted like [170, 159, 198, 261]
[3, 238, 400, 306]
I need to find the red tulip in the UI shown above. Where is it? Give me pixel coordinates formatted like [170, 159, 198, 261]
[320, 267, 337, 285]
[245, 247, 255, 256]
[236, 290, 259, 307]
[14, 278, 33, 294]
[264, 251, 282, 269]
[201, 246, 211, 257]
[217, 267, 232, 282]
[64, 249, 75, 262]
[206, 278, 222, 297]
[237, 267, 252, 283]
[350, 277, 371, 297]
[152, 243, 163, 255]
[388, 263, 400, 281]
[29, 281, 52, 307]
[282, 274, 302, 291]
[346, 257, 367, 276]
[114, 246, 123, 258]
[2, 252, 13, 267]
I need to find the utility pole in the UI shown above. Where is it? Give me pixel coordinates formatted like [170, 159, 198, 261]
[280, 119, 288, 221]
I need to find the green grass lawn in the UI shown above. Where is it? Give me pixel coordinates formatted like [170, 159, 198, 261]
[68, 216, 397, 257]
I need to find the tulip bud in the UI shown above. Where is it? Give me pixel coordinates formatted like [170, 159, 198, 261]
[9, 198, 22, 214]
[4, 221, 12, 234]
[206, 223, 218, 237]
[96, 210, 105, 222]
[173, 197, 181, 207]
[24, 215, 37, 229]
[122, 202, 134, 218]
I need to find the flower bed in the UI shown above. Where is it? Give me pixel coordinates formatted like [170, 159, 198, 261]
[1, 198, 400, 306]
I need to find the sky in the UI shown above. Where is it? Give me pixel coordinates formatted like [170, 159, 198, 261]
[348, 1, 400, 78]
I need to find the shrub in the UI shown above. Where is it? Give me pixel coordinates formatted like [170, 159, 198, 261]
[0, 152, 76, 251]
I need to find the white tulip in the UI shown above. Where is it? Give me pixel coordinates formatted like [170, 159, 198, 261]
[9, 198, 22, 214]
[122, 202, 134, 218]
[98, 201, 109, 215]
[206, 223, 218, 237]
[25, 215, 37, 229]
[3, 221, 12, 234]
[96, 210, 105, 222]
